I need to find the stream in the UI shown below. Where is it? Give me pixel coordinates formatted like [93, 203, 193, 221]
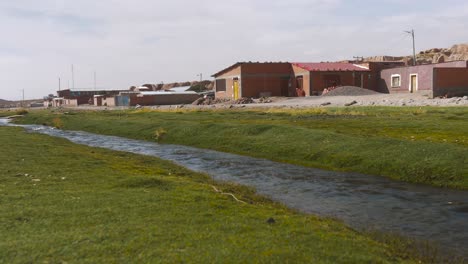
[1, 118, 467, 256]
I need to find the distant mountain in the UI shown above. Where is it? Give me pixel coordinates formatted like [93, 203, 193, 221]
[365, 43, 468, 65]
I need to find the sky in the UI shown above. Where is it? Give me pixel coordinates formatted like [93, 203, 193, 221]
[0, 0, 467, 100]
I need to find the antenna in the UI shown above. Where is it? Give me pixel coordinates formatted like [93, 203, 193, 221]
[404, 29, 416, 66]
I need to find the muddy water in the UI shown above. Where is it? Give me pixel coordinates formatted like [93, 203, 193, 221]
[2, 119, 467, 255]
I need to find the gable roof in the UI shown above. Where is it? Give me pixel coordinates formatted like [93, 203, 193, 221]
[293, 62, 370, 72]
[211, 62, 243, 77]
[212, 62, 290, 77]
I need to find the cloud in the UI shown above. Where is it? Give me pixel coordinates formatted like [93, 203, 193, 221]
[0, 0, 467, 100]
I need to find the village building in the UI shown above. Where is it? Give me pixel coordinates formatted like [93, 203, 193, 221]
[291, 62, 375, 96]
[379, 60, 468, 97]
[114, 86, 200, 107]
[212, 62, 294, 99]
[212, 62, 407, 99]
[57, 89, 127, 105]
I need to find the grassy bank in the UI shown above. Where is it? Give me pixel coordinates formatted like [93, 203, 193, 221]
[16, 107, 468, 189]
[0, 127, 420, 263]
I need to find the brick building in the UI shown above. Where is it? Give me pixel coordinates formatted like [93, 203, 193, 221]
[379, 61, 468, 97]
[212, 62, 295, 99]
[212, 62, 398, 98]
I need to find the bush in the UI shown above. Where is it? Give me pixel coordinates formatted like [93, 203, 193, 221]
[52, 117, 63, 129]
[16, 109, 28, 115]
[153, 128, 167, 142]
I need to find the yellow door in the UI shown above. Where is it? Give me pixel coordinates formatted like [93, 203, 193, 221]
[233, 79, 239, 100]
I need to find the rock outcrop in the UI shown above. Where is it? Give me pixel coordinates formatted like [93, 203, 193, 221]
[365, 43, 468, 65]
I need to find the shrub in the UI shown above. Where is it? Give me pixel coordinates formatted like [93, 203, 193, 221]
[16, 109, 28, 115]
[52, 117, 63, 129]
[153, 128, 167, 142]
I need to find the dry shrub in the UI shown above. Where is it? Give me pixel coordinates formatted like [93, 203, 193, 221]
[52, 117, 63, 129]
[154, 128, 167, 142]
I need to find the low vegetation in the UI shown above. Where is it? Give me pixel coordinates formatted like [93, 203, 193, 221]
[0, 127, 422, 263]
[15, 107, 468, 189]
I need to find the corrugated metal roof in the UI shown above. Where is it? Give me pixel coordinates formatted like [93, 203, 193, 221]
[140, 90, 196, 95]
[169, 86, 191, 93]
[293, 62, 370, 72]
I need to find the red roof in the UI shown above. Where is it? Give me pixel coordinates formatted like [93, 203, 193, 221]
[293, 62, 370, 72]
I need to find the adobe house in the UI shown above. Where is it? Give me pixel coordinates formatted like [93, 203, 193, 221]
[212, 62, 295, 99]
[57, 89, 127, 105]
[291, 62, 375, 96]
[379, 61, 468, 97]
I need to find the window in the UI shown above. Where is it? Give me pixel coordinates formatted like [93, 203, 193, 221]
[391, 74, 401, 88]
[216, 79, 226, 92]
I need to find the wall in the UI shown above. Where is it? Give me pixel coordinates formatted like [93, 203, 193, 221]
[214, 63, 293, 99]
[292, 65, 310, 96]
[214, 65, 241, 99]
[309, 71, 370, 95]
[366, 62, 405, 93]
[102, 97, 116, 107]
[433, 68, 468, 97]
[131, 94, 200, 106]
[380, 61, 467, 95]
[241, 63, 293, 98]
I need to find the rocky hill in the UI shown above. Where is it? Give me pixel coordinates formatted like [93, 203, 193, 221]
[365, 43, 468, 65]
[0, 99, 14, 108]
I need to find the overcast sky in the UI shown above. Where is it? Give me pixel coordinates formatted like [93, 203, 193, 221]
[1, 0, 467, 100]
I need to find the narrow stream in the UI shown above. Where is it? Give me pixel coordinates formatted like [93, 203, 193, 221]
[2, 119, 467, 256]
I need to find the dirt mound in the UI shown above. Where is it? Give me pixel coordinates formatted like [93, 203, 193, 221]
[322, 86, 381, 96]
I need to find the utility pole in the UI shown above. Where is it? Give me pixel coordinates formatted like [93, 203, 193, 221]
[21, 89, 25, 108]
[58, 77, 61, 91]
[94, 71, 97, 90]
[71, 64, 75, 89]
[197, 73, 202, 82]
[405, 29, 416, 66]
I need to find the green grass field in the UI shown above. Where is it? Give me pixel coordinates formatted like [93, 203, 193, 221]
[14, 107, 468, 189]
[0, 126, 422, 263]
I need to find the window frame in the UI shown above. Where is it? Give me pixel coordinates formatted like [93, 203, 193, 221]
[391, 74, 401, 88]
[215, 79, 227, 92]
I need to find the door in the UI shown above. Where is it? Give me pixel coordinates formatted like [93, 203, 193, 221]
[410, 74, 417, 93]
[295, 76, 304, 97]
[233, 78, 240, 100]
[354, 73, 363, 88]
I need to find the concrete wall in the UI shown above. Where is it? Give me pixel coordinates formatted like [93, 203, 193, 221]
[65, 99, 78, 106]
[102, 97, 116, 107]
[130, 93, 200, 106]
[380, 61, 468, 95]
[433, 68, 468, 97]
